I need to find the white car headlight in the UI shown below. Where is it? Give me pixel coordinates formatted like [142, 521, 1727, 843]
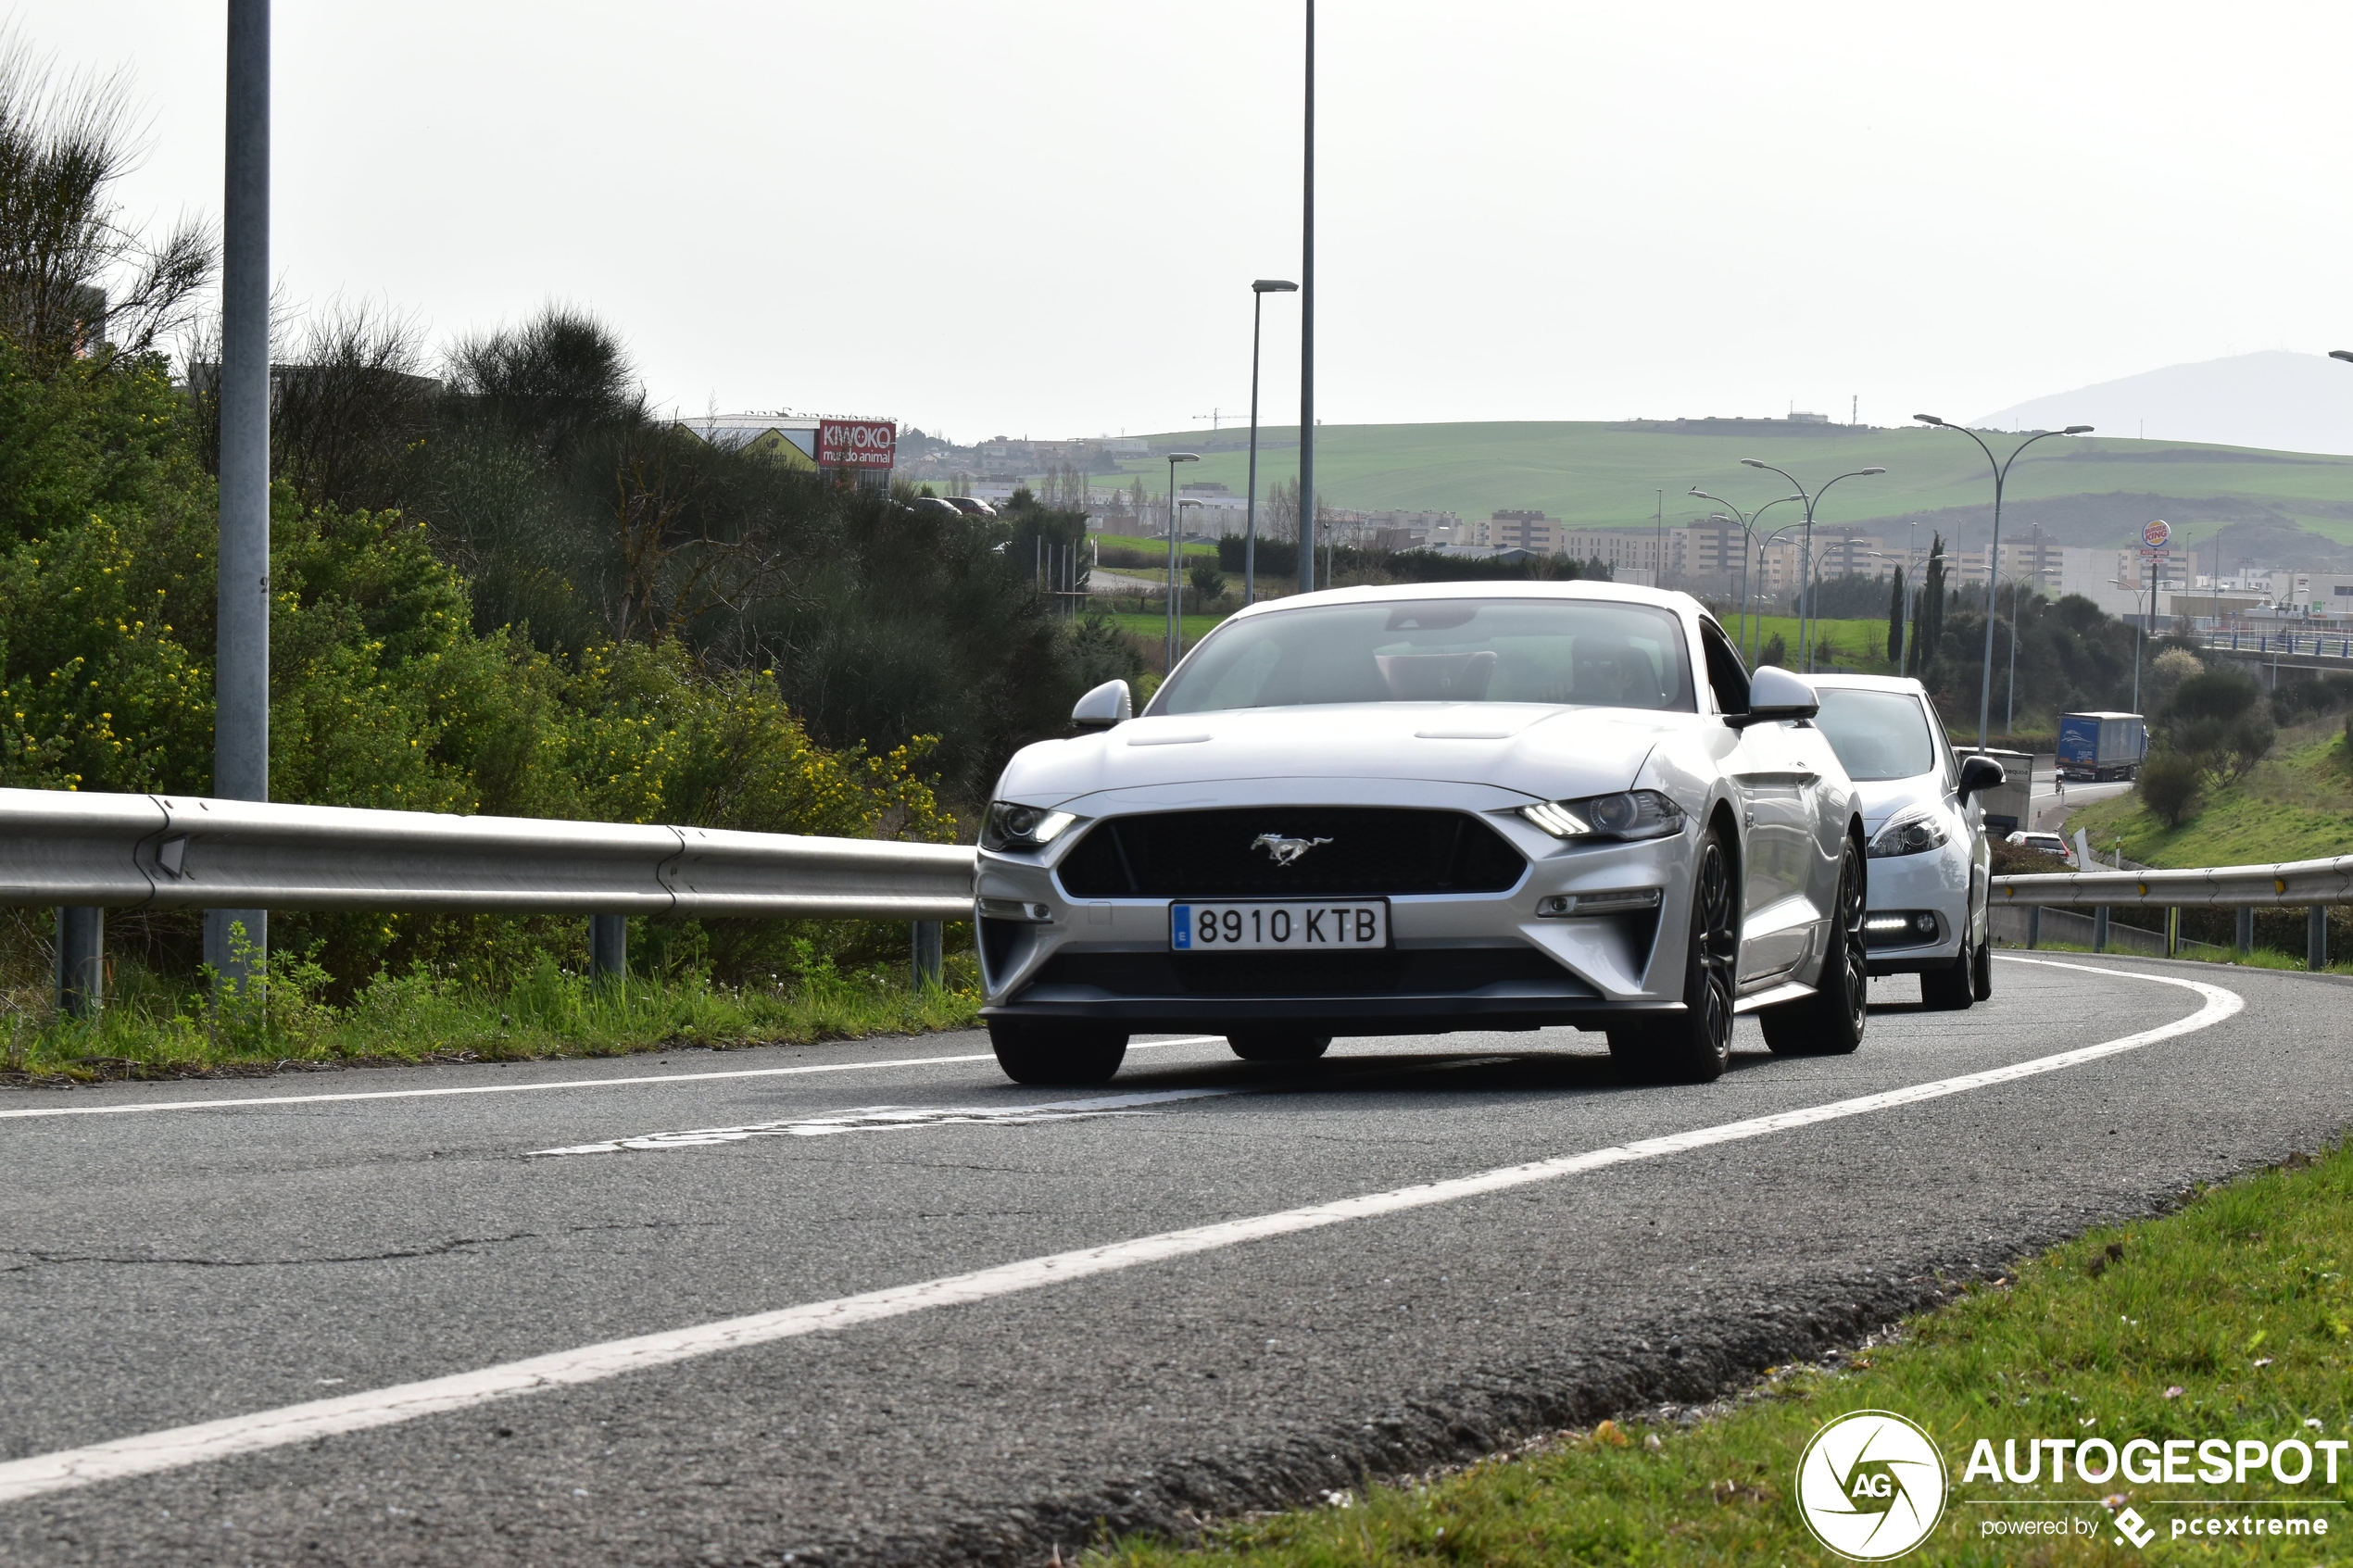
[1519, 789, 1686, 842]
[1869, 807, 1950, 859]
[982, 802, 1081, 852]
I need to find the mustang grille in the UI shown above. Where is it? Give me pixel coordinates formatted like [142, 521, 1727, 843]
[1053, 807, 1525, 898]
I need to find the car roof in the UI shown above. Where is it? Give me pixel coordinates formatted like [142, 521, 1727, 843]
[1804, 672, 1929, 696]
[1215, 577, 1708, 623]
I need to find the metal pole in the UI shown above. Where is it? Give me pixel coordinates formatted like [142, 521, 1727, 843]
[208, 0, 271, 989]
[2235, 907, 2254, 954]
[2309, 905, 2329, 972]
[912, 921, 944, 989]
[1297, 0, 1315, 598]
[53, 906, 104, 1018]
[2093, 906, 2109, 953]
[1165, 457, 1178, 672]
[2006, 572, 2020, 735]
[1245, 289, 1263, 606]
[2166, 906, 2179, 958]
[2025, 906, 2041, 949]
[588, 914, 626, 986]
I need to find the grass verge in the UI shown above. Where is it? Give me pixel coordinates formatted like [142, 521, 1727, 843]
[1097, 1142, 2353, 1566]
[0, 951, 982, 1084]
[2072, 729, 2353, 869]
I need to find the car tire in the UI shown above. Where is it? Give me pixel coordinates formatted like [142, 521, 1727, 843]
[1758, 836, 1869, 1057]
[1608, 827, 1737, 1084]
[1227, 1033, 1332, 1063]
[987, 1020, 1127, 1085]
[1971, 935, 1994, 1001]
[1919, 947, 1973, 1011]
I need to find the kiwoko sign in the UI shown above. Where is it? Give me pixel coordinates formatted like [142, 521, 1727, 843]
[817, 418, 897, 470]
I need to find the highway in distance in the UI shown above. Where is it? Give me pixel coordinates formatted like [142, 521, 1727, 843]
[0, 954, 2345, 1566]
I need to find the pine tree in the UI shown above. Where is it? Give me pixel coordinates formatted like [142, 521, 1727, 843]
[1913, 534, 1947, 683]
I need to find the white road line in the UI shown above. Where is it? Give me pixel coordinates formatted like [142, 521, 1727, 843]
[529, 1087, 1244, 1155]
[0, 960, 2237, 1505]
[0, 1036, 1232, 1122]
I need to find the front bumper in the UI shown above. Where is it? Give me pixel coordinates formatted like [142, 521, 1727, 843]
[1860, 842, 1973, 976]
[976, 790, 1703, 1035]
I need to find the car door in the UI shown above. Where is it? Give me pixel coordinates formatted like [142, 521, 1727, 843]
[1696, 622, 1813, 985]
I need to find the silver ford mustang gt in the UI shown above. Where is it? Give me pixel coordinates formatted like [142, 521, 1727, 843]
[974, 581, 1867, 1086]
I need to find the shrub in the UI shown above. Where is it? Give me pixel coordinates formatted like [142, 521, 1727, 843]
[1188, 562, 1227, 601]
[2136, 749, 2205, 826]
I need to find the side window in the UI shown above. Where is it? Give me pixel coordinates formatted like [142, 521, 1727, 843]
[1699, 620, 1750, 716]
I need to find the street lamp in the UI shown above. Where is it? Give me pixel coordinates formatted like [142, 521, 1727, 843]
[1915, 416, 2091, 749]
[1164, 452, 1200, 671]
[1691, 487, 1802, 659]
[1244, 280, 1298, 607]
[1739, 459, 1886, 672]
[1751, 519, 1810, 665]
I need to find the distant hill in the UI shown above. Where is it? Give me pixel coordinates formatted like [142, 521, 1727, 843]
[1974, 351, 2353, 457]
[1110, 420, 2353, 571]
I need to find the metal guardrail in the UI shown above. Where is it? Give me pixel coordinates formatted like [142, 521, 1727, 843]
[1993, 854, 2351, 971]
[1992, 855, 2353, 910]
[0, 788, 977, 919]
[2, 788, 979, 1015]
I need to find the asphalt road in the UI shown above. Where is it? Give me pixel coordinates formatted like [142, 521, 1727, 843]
[1, 954, 2347, 1567]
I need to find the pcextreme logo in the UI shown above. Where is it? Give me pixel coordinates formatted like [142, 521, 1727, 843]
[1796, 1410, 1950, 1561]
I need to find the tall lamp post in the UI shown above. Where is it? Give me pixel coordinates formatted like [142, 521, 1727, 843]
[1915, 416, 2091, 749]
[1751, 520, 1809, 664]
[1739, 459, 1885, 671]
[1297, 0, 1316, 598]
[1243, 279, 1298, 606]
[1691, 487, 1801, 659]
[1164, 453, 1200, 671]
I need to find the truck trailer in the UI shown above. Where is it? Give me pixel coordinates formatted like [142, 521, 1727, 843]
[2057, 711, 2146, 782]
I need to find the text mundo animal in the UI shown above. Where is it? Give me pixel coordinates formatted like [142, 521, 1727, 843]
[1797, 1410, 2346, 1560]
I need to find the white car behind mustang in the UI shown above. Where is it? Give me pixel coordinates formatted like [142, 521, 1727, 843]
[974, 581, 1869, 1085]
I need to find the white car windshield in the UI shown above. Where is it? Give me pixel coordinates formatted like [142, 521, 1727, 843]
[1815, 688, 1938, 782]
[1151, 597, 1695, 715]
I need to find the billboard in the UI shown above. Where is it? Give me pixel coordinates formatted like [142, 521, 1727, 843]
[817, 418, 897, 470]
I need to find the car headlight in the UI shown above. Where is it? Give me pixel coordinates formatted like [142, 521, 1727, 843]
[1869, 807, 1950, 859]
[1519, 789, 1686, 841]
[982, 801, 1081, 852]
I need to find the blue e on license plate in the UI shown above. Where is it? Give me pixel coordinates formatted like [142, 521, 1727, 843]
[1169, 900, 1389, 951]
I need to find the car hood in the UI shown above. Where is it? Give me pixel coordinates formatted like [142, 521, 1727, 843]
[994, 702, 1688, 808]
[1851, 772, 1947, 834]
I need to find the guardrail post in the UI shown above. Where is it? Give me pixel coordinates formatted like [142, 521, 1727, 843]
[2165, 907, 2179, 958]
[2309, 906, 2329, 972]
[2093, 907, 2109, 953]
[52, 907, 104, 1019]
[2235, 908, 2254, 954]
[2025, 907, 2041, 949]
[589, 914, 626, 986]
[912, 921, 943, 989]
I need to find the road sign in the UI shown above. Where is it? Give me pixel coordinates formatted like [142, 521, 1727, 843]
[2142, 518, 2171, 550]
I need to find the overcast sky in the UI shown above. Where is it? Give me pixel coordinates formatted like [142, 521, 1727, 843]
[19, 1, 2353, 443]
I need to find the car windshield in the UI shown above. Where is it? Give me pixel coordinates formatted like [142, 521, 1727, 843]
[1814, 688, 1938, 782]
[1151, 597, 1695, 715]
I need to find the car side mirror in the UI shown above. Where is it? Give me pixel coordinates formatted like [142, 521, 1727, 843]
[1727, 665, 1818, 729]
[1071, 679, 1133, 730]
[1957, 754, 2005, 802]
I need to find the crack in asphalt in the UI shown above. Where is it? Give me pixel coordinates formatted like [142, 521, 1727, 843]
[0, 1220, 676, 1273]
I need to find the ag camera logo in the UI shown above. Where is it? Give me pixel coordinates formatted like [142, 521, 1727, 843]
[1797, 1410, 1949, 1561]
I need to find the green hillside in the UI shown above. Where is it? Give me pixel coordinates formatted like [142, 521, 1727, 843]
[1101, 421, 2353, 564]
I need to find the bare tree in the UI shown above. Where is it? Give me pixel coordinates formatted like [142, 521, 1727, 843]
[0, 30, 215, 370]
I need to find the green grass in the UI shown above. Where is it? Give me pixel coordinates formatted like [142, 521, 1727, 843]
[0, 950, 981, 1083]
[1097, 532, 1220, 559]
[1101, 611, 1227, 646]
[1099, 1143, 2353, 1566]
[1729, 614, 1900, 673]
[1082, 422, 2353, 547]
[2072, 728, 2353, 868]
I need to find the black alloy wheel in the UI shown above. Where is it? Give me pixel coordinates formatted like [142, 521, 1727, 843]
[1227, 1033, 1334, 1063]
[1760, 835, 1869, 1057]
[988, 1020, 1128, 1085]
[1919, 940, 1974, 1010]
[1608, 829, 1737, 1084]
